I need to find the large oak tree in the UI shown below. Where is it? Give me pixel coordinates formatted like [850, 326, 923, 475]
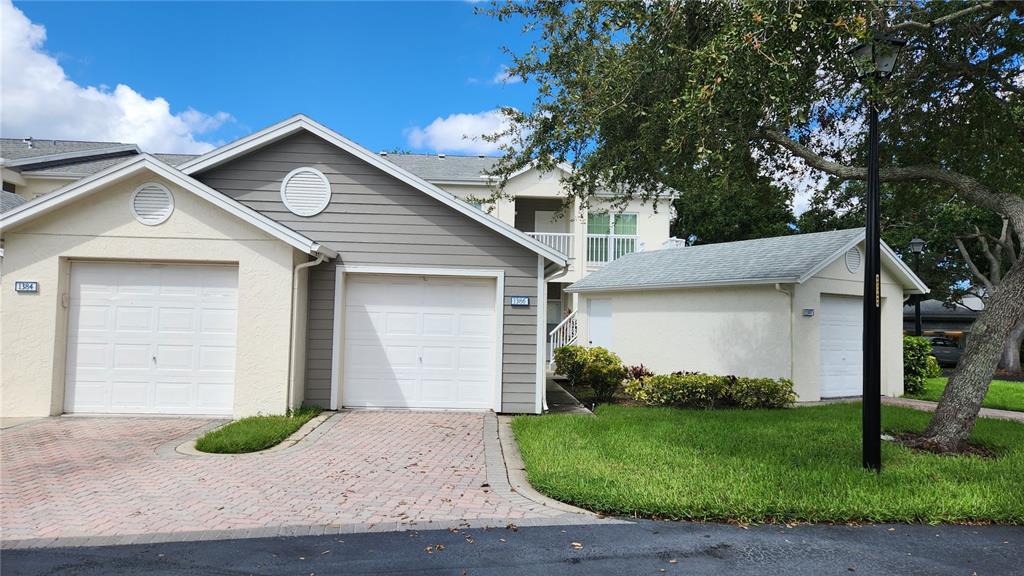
[483, 0, 1023, 451]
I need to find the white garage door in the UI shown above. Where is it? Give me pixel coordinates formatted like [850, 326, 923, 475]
[819, 294, 863, 398]
[343, 274, 497, 410]
[65, 262, 238, 415]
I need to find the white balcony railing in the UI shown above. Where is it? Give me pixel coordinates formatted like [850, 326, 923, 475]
[587, 234, 641, 266]
[526, 232, 574, 258]
[548, 310, 578, 366]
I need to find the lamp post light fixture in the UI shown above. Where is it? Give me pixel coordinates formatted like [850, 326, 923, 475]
[847, 30, 905, 472]
[909, 238, 926, 337]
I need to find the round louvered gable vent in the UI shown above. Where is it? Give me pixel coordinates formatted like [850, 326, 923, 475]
[281, 167, 331, 216]
[130, 183, 174, 225]
[845, 246, 862, 273]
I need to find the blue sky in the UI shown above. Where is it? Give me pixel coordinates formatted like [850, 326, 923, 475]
[3, 1, 538, 154]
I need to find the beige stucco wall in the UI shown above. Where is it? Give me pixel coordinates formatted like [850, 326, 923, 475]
[0, 171, 300, 418]
[576, 285, 793, 379]
[575, 242, 908, 402]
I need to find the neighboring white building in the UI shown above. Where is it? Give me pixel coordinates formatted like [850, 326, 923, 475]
[565, 229, 929, 402]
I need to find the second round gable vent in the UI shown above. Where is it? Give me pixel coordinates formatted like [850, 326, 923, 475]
[131, 183, 174, 225]
[281, 167, 331, 216]
[845, 246, 862, 273]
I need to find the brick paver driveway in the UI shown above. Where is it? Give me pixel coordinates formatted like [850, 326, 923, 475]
[1, 411, 574, 546]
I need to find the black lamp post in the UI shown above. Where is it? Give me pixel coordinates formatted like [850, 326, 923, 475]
[909, 238, 926, 336]
[847, 31, 905, 472]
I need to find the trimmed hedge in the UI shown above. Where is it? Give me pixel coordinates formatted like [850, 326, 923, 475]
[624, 372, 796, 409]
[904, 335, 936, 395]
[553, 345, 589, 388]
[553, 345, 627, 403]
[582, 348, 628, 403]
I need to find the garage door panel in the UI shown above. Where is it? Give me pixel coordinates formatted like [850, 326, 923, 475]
[342, 274, 498, 410]
[384, 313, 418, 336]
[199, 309, 236, 334]
[65, 263, 238, 415]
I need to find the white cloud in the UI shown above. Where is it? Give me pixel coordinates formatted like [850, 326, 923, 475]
[0, 0, 231, 153]
[406, 109, 518, 155]
[492, 65, 521, 85]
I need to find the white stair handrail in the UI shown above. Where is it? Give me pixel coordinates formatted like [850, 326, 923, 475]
[547, 310, 578, 367]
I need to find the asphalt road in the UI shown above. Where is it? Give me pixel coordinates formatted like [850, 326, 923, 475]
[3, 520, 1022, 575]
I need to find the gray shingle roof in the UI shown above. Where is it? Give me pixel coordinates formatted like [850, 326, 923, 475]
[1, 190, 27, 213]
[17, 152, 198, 177]
[568, 228, 866, 292]
[383, 153, 499, 182]
[0, 138, 132, 160]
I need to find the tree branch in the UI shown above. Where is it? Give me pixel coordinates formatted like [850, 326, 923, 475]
[955, 237, 995, 293]
[972, 226, 1002, 285]
[889, 1, 1003, 32]
[760, 129, 1024, 225]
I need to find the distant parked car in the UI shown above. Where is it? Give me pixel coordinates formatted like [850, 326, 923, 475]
[929, 336, 962, 367]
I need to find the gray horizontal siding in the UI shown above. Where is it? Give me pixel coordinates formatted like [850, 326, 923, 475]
[197, 131, 541, 413]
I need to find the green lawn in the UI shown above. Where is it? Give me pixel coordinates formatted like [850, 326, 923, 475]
[906, 377, 1024, 412]
[512, 403, 1024, 524]
[195, 407, 322, 454]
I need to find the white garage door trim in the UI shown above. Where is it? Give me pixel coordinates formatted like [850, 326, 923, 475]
[64, 261, 238, 415]
[819, 294, 863, 398]
[330, 266, 505, 411]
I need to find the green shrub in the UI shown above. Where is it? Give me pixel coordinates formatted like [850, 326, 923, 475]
[903, 336, 933, 395]
[731, 377, 798, 409]
[553, 345, 588, 387]
[925, 354, 942, 378]
[582, 347, 628, 403]
[624, 372, 795, 409]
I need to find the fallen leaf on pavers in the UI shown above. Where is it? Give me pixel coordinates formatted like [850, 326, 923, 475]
[506, 523, 518, 532]
[570, 542, 583, 550]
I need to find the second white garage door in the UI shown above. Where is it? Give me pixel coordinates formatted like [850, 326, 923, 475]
[819, 294, 863, 398]
[65, 262, 238, 415]
[343, 274, 498, 410]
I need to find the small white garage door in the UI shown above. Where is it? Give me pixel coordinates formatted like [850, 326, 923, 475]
[65, 262, 238, 415]
[343, 274, 497, 410]
[819, 294, 863, 398]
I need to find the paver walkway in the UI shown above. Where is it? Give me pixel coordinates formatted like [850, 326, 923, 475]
[882, 396, 1024, 422]
[1, 411, 585, 548]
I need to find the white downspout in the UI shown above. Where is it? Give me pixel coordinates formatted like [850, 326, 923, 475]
[775, 283, 795, 382]
[287, 253, 327, 411]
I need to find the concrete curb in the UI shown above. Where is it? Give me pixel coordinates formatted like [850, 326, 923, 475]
[173, 411, 337, 457]
[0, 514, 603, 550]
[491, 413, 615, 519]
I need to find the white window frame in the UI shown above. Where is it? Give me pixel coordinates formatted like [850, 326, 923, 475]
[330, 265, 506, 412]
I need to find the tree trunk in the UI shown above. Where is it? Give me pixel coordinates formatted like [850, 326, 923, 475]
[922, 260, 1024, 451]
[998, 318, 1024, 374]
